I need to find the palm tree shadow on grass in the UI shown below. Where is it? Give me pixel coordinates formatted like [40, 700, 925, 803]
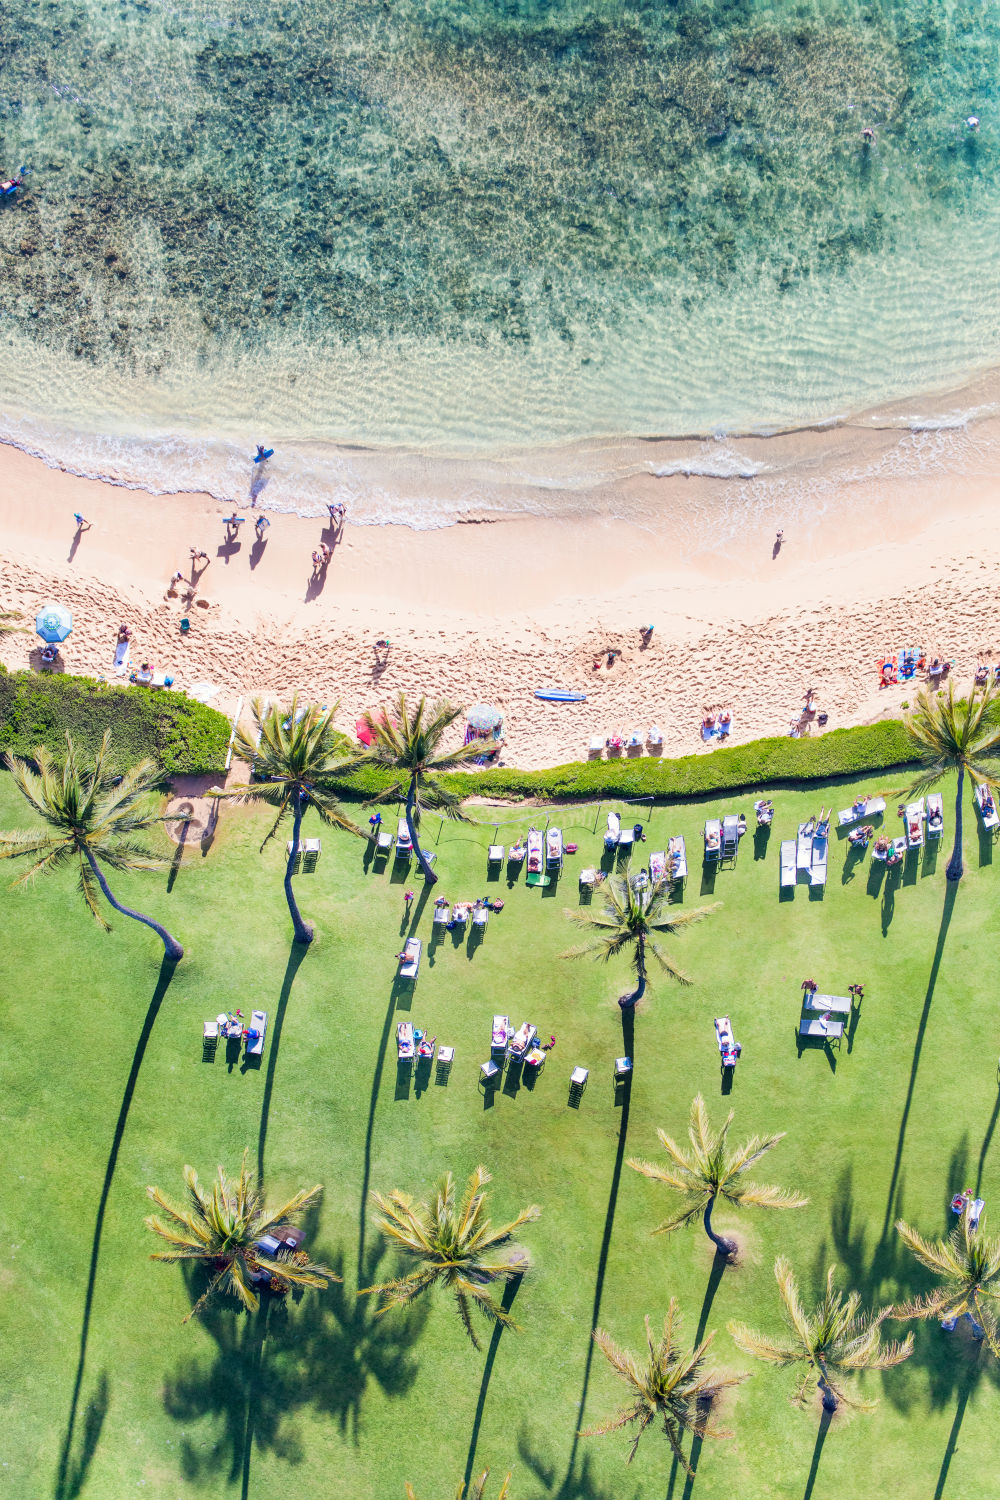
[256, 943, 309, 1183]
[881, 881, 957, 1241]
[53, 957, 177, 1498]
[357, 978, 408, 1273]
[463, 1275, 523, 1488]
[801, 1406, 832, 1500]
[556, 1013, 634, 1500]
[515, 1436, 635, 1500]
[54, 1370, 109, 1500]
[163, 1232, 427, 1485]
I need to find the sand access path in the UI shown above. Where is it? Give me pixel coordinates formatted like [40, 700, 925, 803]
[2, 442, 1000, 768]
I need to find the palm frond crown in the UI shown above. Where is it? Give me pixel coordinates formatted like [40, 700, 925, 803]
[729, 1258, 913, 1411]
[627, 1094, 808, 1235]
[145, 1149, 340, 1321]
[581, 1299, 748, 1472]
[360, 1166, 540, 1349]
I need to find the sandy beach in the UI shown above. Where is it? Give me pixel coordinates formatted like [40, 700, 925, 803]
[2, 434, 1000, 770]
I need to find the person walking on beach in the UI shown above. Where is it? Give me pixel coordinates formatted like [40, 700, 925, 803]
[319, 541, 332, 565]
[254, 444, 274, 464]
[73, 512, 91, 532]
[255, 514, 270, 540]
[223, 512, 244, 542]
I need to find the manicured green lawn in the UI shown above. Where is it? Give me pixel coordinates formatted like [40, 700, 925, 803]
[3, 772, 1000, 1499]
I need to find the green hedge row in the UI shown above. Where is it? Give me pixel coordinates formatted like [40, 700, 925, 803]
[0, 668, 231, 776]
[327, 719, 917, 805]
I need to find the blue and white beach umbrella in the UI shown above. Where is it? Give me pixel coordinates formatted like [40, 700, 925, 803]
[35, 603, 73, 643]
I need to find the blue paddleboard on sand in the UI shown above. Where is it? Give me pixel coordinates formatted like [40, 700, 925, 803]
[535, 690, 587, 702]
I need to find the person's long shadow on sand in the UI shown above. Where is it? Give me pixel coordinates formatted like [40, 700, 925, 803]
[304, 557, 331, 603]
[53, 956, 177, 1498]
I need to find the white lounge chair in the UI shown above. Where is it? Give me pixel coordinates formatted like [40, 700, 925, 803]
[488, 844, 504, 864]
[714, 1016, 739, 1065]
[509, 1022, 537, 1058]
[491, 1015, 510, 1055]
[704, 819, 721, 861]
[473, 904, 489, 927]
[433, 903, 450, 925]
[399, 937, 421, 978]
[721, 816, 740, 860]
[546, 826, 563, 869]
[975, 783, 1000, 830]
[796, 824, 813, 869]
[811, 839, 828, 887]
[569, 1066, 589, 1095]
[302, 838, 321, 862]
[395, 818, 413, 856]
[604, 812, 620, 849]
[481, 1059, 500, 1083]
[589, 736, 605, 756]
[626, 729, 643, 750]
[649, 851, 665, 881]
[508, 841, 526, 863]
[668, 835, 687, 880]
[203, 1020, 219, 1041]
[803, 992, 851, 1015]
[376, 827, 393, 853]
[579, 867, 597, 887]
[905, 800, 925, 849]
[526, 828, 543, 874]
[246, 1010, 267, 1056]
[799, 1016, 844, 1044]
[617, 826, 634, 852]
[780, 840, 796, 888]
[648, 726, 663, 748]
[436, 1044, 455, 1068]
[396, 1021, 414, 1059]
[927, 792, 944, 838]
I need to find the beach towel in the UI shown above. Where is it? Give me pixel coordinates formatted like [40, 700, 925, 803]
[113, 640, 130, 675]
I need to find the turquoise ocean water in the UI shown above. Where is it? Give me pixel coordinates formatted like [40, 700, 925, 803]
[0, 0, 999, 520]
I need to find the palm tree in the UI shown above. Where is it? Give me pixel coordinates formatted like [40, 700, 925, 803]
[561, 866, 718, 1006]
[581, 1300, 747, 1474]
[903, 680, 1000, 881]
[145, 1150, 340, 1322]
[628, 1095, 807, 1260]
[0, 730, 184, 960]
[347, 693, 486, 884]
[894, 1204, 1000, 1353]
[405, 1472, 511, 1500]
[729, 1258, 913, 1412]
[212, 696, 364, 944]
[360, 1166, 541, 1349]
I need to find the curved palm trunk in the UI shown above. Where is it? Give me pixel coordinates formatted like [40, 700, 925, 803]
[286, 794, 314, 944]
[703, 1195, 737, 1259]
[406, 773, 437, 886]
[620, 935, 647, 1008]
[83, 848, 183, 962]
[947, 764, 965, 883]
[816, 1362, 838, 1412]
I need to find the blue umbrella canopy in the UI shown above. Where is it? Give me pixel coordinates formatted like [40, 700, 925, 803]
[35, 603, 73, 643]
[466, 704, 502, 733]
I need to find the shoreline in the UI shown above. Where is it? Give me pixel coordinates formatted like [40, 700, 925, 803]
[2, 360, 999, 531]
[3, 426, 1000, 770]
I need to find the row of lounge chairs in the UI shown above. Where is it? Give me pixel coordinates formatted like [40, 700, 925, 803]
[397, 1022, 454, 1069]
[705, 814, 746, 864]
[589, 728, 663, 757]
[433, 901, 489, 929]
[203, 1009, 267, 1056]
